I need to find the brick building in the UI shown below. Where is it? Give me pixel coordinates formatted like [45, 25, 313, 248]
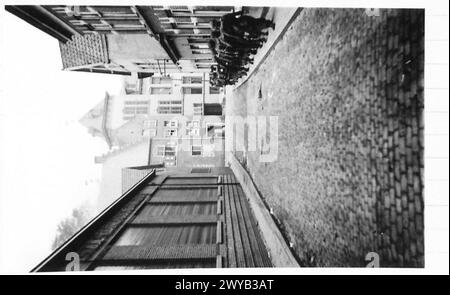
[32, 169, 272, 271]
[79, 91, 152, 149]
[148, 5, 235, 71]
[5, 5, 236, 74]
[81, 73, 225, 169]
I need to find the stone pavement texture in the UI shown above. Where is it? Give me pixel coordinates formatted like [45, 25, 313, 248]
[227, 8, 424, 267]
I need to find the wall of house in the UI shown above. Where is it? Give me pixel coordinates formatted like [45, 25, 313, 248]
[107, 34, 170, 60]
[106, 34, 179, 73]
[112, 116, 148, 147]
[97, 141, 150, 211]
[147, 114, 225, 169]
[177, 137, 225, 168]
[146, 73, 223, 116]
[108, 94, 151, 129]
[149, 137, 225, 168]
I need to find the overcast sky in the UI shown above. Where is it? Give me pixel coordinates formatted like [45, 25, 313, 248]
[0, 8, 123, 273]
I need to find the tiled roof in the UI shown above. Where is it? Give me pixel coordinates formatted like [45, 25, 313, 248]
[59, 34, 108, 69]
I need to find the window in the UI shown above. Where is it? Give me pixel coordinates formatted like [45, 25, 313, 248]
[164, 129, 178, 137]
[156, 146, 165, 156]
[195, 58, 212, 64]
[158, 100, 182, 105]
[186, 120, 200, 137]
[164, 146, 176, 156]
[151, 77, 172, 84]
[123, 115, 135, 121]
[193, 103, 203, 116]
[186, 120, 200, 128]
[158, 106, 182, 114]
[187, 128, 200, 137]
[123, 105, 148, 116]
[191, 145, 202, 156]
[163, 120, 179, 127]
[155, 145, 177, 157]
[123, 107, 137, 115]
[209, 86, 221, 94]
[125, 88, 139, 95]
[191, 49, 211, 54]
[183, 87, 202, 95]
[172, 15, 191, 23]
[192, 44, 209, 49]
[165, 161, 176, 167]
[206, 123, 225, 138]
[125, 101, 149, 105]
[136, 107, 148, 114]
[182, 76, 202, 84]
[158, 101, 183, 114]
[191, 168, 211, 173]
[137, 203, 216, 217]
[143, 120, 157, 129]
[169, 120, 178, 128]
[186, 128, 200, 136]
[115, 225, 216, 245]
[188, 38, 210, 44]
[150, 87, 172, 95]
[143, 129, 157, 137]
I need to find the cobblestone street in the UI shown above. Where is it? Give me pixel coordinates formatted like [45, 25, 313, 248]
[226, 8, 424, 267]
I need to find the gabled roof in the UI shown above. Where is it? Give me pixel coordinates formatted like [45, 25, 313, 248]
[59, 34, 108, 70]
[31, 170, 156, 272]
[79, 92, 112, 148]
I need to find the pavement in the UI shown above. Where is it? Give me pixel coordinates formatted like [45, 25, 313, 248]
[225, 8, 425, 267]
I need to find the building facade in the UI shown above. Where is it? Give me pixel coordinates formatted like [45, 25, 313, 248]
[146, 115, 225, 169]
[81, 74, 225, 169]
[32, 169, 272, 271]
[148, 5, 235, 71]
[6, 5, 237, 74]
[79, 92, 152, 149]
[147, 73, 223, 116]
[58, 32, 176, 77]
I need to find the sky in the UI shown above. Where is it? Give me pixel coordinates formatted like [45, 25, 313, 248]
[0, 8, 123, 273]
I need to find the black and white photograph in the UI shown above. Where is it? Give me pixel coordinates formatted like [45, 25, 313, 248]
[0, 0, 448, 277]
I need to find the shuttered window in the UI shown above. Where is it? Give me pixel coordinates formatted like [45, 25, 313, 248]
[115, 225, 217, 246]
[137, 203, 216, 217]
[183, 87, 202, 94]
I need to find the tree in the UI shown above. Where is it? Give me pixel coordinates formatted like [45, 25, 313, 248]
[51, 203, 94, 250]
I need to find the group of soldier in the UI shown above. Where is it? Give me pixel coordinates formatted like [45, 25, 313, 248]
[209, 10, 275, 87]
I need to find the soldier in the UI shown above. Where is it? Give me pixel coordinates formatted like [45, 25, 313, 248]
[207, 9, 275, 86]
[211, 30, 263, 49]
[220, 10, 274, 39]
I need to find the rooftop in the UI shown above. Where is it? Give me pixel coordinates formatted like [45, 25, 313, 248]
[59, 34, 108, 70]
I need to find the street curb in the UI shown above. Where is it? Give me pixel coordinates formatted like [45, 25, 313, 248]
[227, 151, 301, 267]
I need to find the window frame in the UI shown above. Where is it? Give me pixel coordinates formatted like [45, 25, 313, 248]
[191, 145, 202, 156]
